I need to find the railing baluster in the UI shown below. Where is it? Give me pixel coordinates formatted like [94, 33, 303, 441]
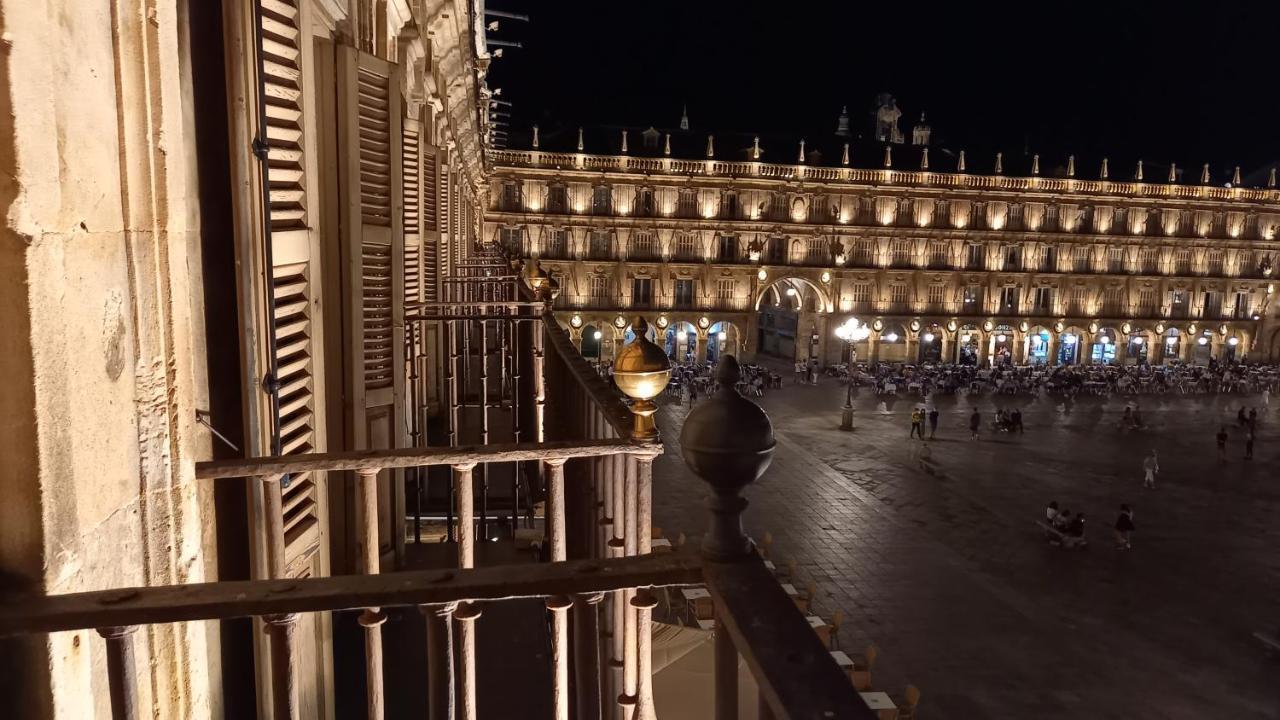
[608, 452, 626, 720]
[633, 453, 658, 720]
[544, 457, 571, 720]
[355, 467, 386, 720]
[97, 626, 138, 720]
[574, 593, 605, 720]
[422, 603, 457, 720]
[260, 474, 299, 719]
[713, 608, 739, 720]
[453, 462, 480, 720]
[620, 454, 639, 715]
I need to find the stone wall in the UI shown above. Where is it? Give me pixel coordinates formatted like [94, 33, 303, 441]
[0, 1, 215, 717]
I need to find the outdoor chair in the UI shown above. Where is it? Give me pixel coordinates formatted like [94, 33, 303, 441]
[897, 685, 921, 719]
[829, 609, 844, 649]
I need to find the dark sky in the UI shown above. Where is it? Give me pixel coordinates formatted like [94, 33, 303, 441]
[484, 1, 1280, 175]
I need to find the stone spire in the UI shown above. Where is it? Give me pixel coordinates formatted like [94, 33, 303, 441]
[883, 145, 892, 168]
[663, 133, 671, 156]
[1168, 162, 1177, 183]
[1101, 157, 1109, 179]
[994, 152, 1003, 174]
[920, 147, 929, 170]
[1067, 155, 1076, 177]
[1233, 166, 1242, 186]
[1135, 159, 1144, 181]
[1269, 167, 1276, 188]
[621, 130, 628, 154]
[958, 150, 966, 173]
[576, 127, 584, 152]
[835, 106, 850, 137]
[752, 136, 761, 160]
[841, 143, 849, 166]
[1201, 163, 1210, 184]
[798, 139, 806, 164]
[1031, 154, 1040, 176]
[680, 104, 689, 131]
[705, 135, 715, 158]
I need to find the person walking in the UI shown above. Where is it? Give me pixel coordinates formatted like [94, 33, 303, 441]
[909, 407, 924, 439]
[794, 361, 804, 385]
[1249, 407, 1258, 429]
[969, 408, 981, 440]
[688, 380, 699, 406]
[1114, 504, 1135, 550]
[1245, 429, 1255, 460]
[1237, 406, 1248, 427]
[1216, 426, 1229, 462]
[1011, 408, 1024, 434]
[1142, 450, 1159, 489]
[928, 407, 940, 439]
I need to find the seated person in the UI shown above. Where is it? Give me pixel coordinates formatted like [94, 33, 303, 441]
[1065, 513, 1085, 538]
[1053, 509, 1072, 532]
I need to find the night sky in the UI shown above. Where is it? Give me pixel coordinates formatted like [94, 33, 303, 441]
[484, 1, 1280, 177]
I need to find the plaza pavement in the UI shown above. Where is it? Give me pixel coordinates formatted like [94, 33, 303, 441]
[651, 370, 1280, 719]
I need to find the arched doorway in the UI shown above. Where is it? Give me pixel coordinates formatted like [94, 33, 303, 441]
[707, 321, 740, 363]
[1223, 331, 1245, 361]
[753, 276, 833, 313]
[1161, 328, 1182, 363]
[1027, 326, 1052, 365]
[957, 325, 982, 365]
[582, 324, 604, 363]
[624, 321, 657, 343]
[1091, 328, 1118, 364]
[1192, 329, 1214, 364]
[1059, 326, 1087, 365]
[917, 323, 944, 363]
[1125, 329, 1150, 365]
[989, 324, 1015, 366]
[878, 323, 908, 363]
[666, 321, 699, 364]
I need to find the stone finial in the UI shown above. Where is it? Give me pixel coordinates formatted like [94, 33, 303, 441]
[920, 147, 929, 170]
[1168, 162, 1177, 183]
[883, 145, 892, 168]
[752, 136, 761, 160]
[1101, 157, 1109, 179]
[1067, 155, 1076, 177]
[1136, 159, 1144, 181]
[994, 152, 1003, 174]
[664, 133, 671, 156]
[1201, 163, 1210, 184]
[679, 355, 776, 561]
[1269, 167, 1276, 188]
[621, 130, 628, 154]
[532, 124, 540, 149]
[841, 143, 850, 166]
[1031, 154, 1040, 176]
[706, 134, 715, 158]
[680, 104, 690, 131]
[576, 127, 584, 152]
[958, 150, 966, 173]
[1233, 166, 1242, 186]
[798, 139, 806, 164]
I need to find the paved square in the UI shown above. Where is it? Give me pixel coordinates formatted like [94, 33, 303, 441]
[652, 375, 1280, 719]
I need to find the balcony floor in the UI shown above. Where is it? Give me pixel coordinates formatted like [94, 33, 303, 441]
[652, 364, 1279, 719]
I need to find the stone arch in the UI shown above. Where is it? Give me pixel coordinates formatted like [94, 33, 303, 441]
[753, 275, 833, 312]
[707, 320, 743, 362]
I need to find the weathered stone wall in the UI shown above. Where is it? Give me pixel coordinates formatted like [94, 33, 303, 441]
[0, 1, 215, 718]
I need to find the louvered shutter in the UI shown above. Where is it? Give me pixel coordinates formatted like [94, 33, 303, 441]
[438, 156, 451, 296]
[402, 117, 423, 306]
[258, 0, 328, 579]
[421, 144, 440, 301]
[337, 47, 404, 562]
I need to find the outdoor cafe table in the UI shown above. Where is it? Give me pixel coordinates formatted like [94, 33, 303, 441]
[859, 691, 899, 719]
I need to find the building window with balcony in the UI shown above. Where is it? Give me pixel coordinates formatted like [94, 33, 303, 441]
[928, 242, 949, 269]
[547, 184, 568, 214]
[805, 238, 827, 265]
[589, 230, 613, 260]
[1234, 292, 1252, 319]
[808, 196, 831, 222]
[631, 277, 653, 308]
[1175, 249, 1192, 274]
[677, 189, 698, 218]
[1169, 289, 1189, 318]
[1041, 246, 1058, 272]
[1069, 287, 1088, 315]
[891, 240, 912, 268]
[1207, 251, 1224, 276]
[1033, 286, 1054, 313]
[855, 239, 876, 266]
[716, 235, 738, 262]
[592, 185, 613, 215]
[499, 226, 523, 254]
[716, 278, 735, 307]
[1073, 246, 1092, 272]
[966, 243, 985, 270]
[770, 193, 789, 221]
[766, 236, 787, 264]
[674, 278, 695, 308]
[635, 187, 656, 217]
[720, 191, 740, 219]
[1202, 291, 1223, 318]
[1138, 289, 1157, 315]
[1140, 248, 1159, 274]
[545, 229, 568, 259]
[1102, 287, 1125, 315]
[674, 232, 699, 261]
[927, 284, 946, 309]
[889, 284, 909, 310]
[999, 286, 1020, 313]
[500, 181, 522, 211]
[590, 275, 611, 306]
[1107, 247, 1125, 273]
[1004, 245, 1022, 271]
[963, 284, 983, 310]
[631, 232, 657, 260]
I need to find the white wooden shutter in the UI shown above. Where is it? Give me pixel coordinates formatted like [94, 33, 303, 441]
[402, 117, 423, 306]
[421, 144, 440, 301]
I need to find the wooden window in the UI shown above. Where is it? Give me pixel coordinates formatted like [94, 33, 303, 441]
[927, 285, 945, 307]
[631, 231, 656, 260]
[675, 232, 699, 260]
[716, 278, 735, 300]
[674, 278, 695, 307]
[632, 278, 653, 307]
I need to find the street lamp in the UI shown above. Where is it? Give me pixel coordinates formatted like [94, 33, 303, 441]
[593, 329, 603, 363]
[834, 318, 871, 431]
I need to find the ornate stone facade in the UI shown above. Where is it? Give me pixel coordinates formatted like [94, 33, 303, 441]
[486, 147, 1280, 366]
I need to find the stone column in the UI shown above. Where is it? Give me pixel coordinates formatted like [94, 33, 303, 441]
[696, 330, 709, 364]
[1047, 334, 1060, 366]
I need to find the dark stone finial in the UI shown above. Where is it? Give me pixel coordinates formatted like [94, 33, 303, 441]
[680, 355, 776, 561]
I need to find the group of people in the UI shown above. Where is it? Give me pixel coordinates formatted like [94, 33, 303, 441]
[1215, 405, 1263, 461]
[1044, 501, 1136, 550]
[668, 360, 781, 403]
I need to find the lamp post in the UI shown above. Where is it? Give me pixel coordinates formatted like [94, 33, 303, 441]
[834, 318, 871, 431]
